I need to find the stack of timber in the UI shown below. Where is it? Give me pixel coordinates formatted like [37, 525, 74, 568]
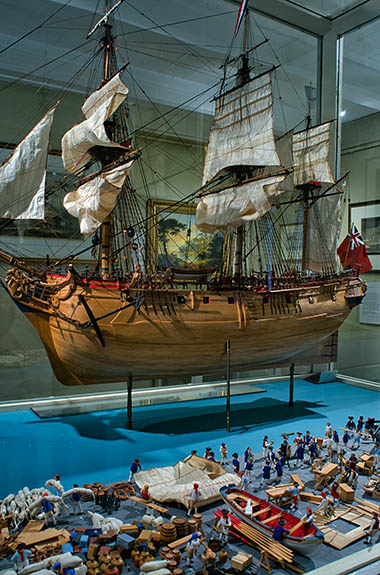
[0, 521, 70, 560]
[213, 509, 303, 574]
[314, 501, 374, 549]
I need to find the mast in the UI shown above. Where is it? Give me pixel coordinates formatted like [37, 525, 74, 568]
[301, 85, 313, 273]
[100, 1, 113, 279]
[234, 8, 249, 281]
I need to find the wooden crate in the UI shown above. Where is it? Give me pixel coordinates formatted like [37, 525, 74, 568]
[357, 462, 372, 476]
[339, 483, 354, 503]
[231, 552, 252, 571]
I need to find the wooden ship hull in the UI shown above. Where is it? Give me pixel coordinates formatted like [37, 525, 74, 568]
[220, 486, 324, 556]
[4, 266, 365, 385]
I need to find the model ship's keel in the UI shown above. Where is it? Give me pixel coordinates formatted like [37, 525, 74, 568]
[7, 271, 365, 385]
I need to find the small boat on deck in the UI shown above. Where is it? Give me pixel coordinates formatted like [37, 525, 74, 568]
[220, 486, 323, 556]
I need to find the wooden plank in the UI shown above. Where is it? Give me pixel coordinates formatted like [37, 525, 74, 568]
[333, 527, 367, 550]
[234, 521, 294, 558]
[351, 516, 371, 528]
[235, 523, 293, 561]
[251, 506, 272, 518]
[17, 528, 64, 546]
[20, 521, 45, 533]
[354, 498, 380, 513]
[323, 528, 340, 545]
[168, 531, 201, 549]
[290, 474, 305, 491]
[288, 520, 305, 536]
[261, 512, 283, 525]
[300, 492, 322, 504]
[147, 502, 168, 514]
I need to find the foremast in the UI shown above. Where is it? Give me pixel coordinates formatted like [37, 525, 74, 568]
[100, 12, 114, 279]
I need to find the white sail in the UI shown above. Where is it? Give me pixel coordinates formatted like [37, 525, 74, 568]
[305, 193, 342, 273]
[276, 131, 293, 191]
[0, 106, 56, 220]
[63, 160, 134, 234]
[293, 121, 335, 186]
[196, 174, 286, 234]
[61, 73, 129, 174]
[202, 71, 280, 185]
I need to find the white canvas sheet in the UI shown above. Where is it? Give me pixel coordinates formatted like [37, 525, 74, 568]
[293, 122, 334, 186]
[0, 106, 56, 219]
[61, 73, 129, 173]
[135, 459, 239, 509]
[203, 71, 280, 184]
[305, 192, 342, 273]
[196, 174, 286, 234]
[63, 160, 133, 234]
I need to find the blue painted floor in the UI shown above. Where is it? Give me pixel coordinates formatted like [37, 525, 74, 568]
[1, 379, 379, 498]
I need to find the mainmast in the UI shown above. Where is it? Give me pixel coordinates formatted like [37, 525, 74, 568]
[234, 8, 249, 281]
[101, 1, 113, 279]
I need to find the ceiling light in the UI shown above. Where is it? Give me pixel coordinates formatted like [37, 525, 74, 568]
[340, 110, 346, 117]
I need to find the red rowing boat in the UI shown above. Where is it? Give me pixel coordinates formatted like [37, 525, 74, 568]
[220, 486, 323, 556]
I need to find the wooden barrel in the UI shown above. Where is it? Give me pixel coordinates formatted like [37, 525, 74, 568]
[160, 523, 177, 543]
[164, 552, 175, 562]
[187, 519, 197, 533]
[172, 550, 181, 563]
[167, 561, 177, 571]
[81, 484, 94, 501]
[173, 569, 184, 575]
[208, 538, 221, 552]
[192, 514, 202, 529]
[173, 516, 188, 538]
[160, 547, 170, 559]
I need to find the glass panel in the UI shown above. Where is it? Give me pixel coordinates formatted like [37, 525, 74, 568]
[0, 9, 319, 404]
[280, 0, 366, 18]
[339, 17, 380, 382]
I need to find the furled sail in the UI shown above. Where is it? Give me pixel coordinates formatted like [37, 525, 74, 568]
[276, 131, 293, 191]
[202, 71, 280, 185]
[61, 73, 129, 174]
[0, 106, 56, 220]
[196, 173, 286, 234]
[63, 159, 134, 234]
[293, 121, 335, 186]
[304, 193, 342, 273]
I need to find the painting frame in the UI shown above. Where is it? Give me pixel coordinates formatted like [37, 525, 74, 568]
[349, 199, 380, 271]
[146, 198, 222, 272]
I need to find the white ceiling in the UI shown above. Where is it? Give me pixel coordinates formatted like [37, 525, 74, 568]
[0, 0, 379, 133]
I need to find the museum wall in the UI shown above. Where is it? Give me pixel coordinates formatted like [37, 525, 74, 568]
[338, 112, 380, 383]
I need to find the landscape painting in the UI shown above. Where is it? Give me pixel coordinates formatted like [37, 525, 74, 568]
[146, 199, 222, 271]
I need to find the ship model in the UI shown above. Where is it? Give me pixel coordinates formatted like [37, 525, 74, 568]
[0, 2, 366, 386]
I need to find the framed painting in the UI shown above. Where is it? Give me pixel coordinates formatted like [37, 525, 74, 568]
[350, 200, 380, 271]
[146, 198, 222, 271]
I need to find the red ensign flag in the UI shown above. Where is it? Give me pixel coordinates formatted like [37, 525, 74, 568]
[337, 223, 372, 273]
